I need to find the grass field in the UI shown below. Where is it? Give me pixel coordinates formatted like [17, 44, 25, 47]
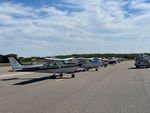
[0, 62, 31, 67]
[0, 63, 10, 67]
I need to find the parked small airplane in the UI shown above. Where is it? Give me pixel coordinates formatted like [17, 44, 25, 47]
[77, 58, 100, 71]
[101, 58, 109, 67]
[108, 58, 117, 65]
[8, 57, 78, 78]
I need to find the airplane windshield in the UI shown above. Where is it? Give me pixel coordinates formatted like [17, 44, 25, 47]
[56, 61, 64, 65]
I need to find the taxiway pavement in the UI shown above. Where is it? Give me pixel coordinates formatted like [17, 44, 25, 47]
[1, 61, 150, 113]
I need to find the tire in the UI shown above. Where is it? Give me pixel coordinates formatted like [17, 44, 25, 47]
[95, 68, 98, 71]
[71, 74, 75, 78]
[59, 73, 63, 78]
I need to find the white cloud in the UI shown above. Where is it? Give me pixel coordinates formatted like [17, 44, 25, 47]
[130, 0, 150, 10]
[1, 0, 150, 56]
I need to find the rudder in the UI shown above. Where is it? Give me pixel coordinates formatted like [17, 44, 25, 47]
[8, 57, 22, 70]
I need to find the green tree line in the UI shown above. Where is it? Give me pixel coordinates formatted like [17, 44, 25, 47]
[0, 54, 18, 63]
[56, 53, 141, 59]
[1, 53, 150, 63]
[0, 54, 41, 63]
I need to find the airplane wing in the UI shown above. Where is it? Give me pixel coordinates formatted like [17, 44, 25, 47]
[45, 58, 64, 62]
[77, 58, 88, 61]
[35, 58, 64, 63]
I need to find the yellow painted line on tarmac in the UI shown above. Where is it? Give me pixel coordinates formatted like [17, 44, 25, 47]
[56, 79, 64, 82]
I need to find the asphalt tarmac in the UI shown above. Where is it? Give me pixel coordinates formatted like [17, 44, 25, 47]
[0, 61, 150, 113]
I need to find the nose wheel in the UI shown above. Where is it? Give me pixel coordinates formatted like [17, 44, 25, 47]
[59, 73, 63, 78]
[95, 68, 98, 71]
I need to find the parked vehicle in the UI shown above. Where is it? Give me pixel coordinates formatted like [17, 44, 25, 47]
[135, 54, 150, 68]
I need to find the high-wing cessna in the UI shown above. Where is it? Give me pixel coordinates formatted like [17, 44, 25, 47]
[77, 58, 101, 71]
[101, 58, 109, 67]
[8, 57, 78, 78]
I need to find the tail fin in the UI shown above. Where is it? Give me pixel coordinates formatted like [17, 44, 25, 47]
[8, 57, 22, 70]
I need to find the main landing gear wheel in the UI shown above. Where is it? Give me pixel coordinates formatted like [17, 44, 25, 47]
[71, 74, 75, 78]
[59, 73, 63, 78]
[95, 68, 98, 71]
[52, 75, 56, 79]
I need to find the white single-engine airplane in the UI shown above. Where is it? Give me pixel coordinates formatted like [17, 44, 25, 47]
[77, 58, 100, 71]
[8, 57, 78, 79]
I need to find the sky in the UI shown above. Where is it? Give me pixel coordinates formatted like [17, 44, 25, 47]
[0, 0, 150, 57]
